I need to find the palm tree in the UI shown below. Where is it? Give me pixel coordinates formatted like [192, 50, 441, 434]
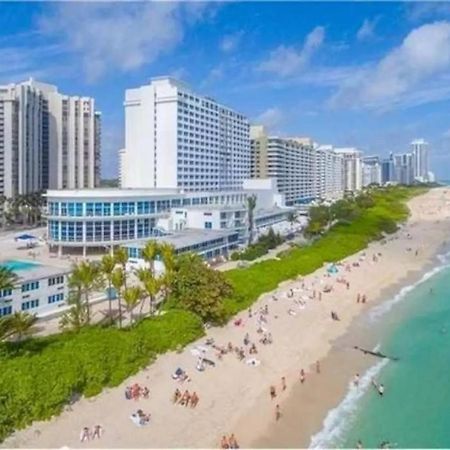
[0, 316, 13, 341]
[7, 312, 38, 341]
[69, 261, 100, 323]
[123, 286, 142, 326]
[159, 243, 176, 303]
[59, 291, 88, 332]
[100, 254, 116, 322]
[136, 268, 161, 316]
[111, 267, 125, 328]
[246, 194, 257, 245]
[114, 247, 128, 288]
[140, 240, 159, 276]
[0, 267, 18, 291]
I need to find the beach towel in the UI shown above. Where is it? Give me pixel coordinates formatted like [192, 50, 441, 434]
[130, 414, 147, 427]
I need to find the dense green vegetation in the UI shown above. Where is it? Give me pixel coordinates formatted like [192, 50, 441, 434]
[0, 310, 203, 442]
[223, 186, 426, 315]
[231, 227, 284, 261]
[0, 186, 427, 442]
[169, 253, 233, 324]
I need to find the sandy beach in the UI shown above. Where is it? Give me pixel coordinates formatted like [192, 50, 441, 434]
[3, 187, 450, 449]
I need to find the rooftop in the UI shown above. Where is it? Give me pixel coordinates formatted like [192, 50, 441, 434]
[125, 228, 238, 251]
[45, 188, 247, 199]
[0, 259, 71, 282]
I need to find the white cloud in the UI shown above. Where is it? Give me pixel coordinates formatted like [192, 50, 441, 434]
[38, 3, 211, 82]
[258, 26, 325, 77]
[356, 18, 378, 41]
[220, 31, 243, 53]
[254, 107, 284, 130]
[330, 21, 450, 110]
[406, 3, 450, 22]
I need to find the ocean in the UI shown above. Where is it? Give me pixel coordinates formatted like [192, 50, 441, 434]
[310, 252, 450, 449]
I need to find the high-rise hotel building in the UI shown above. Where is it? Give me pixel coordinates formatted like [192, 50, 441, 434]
[0, 79, 101, 197]
[121, 77, 251, 192]
[250, 126, 317, 205]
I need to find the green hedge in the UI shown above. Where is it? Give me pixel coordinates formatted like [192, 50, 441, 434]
[223, 186, 426, 316]
[0, 310, 203, 442]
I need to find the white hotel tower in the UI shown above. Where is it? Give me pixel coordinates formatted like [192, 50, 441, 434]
[0, 79, 101, 197]
[121, 77, 251, 192]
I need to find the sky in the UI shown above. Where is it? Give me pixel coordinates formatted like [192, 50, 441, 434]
[1, 1, 450, 180]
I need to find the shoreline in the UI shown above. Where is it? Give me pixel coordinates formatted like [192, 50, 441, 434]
[249, 247, 449, 449]
[3, 188, 450, 449]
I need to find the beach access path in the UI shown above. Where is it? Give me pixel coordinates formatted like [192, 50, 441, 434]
[4, 188, 450, 449]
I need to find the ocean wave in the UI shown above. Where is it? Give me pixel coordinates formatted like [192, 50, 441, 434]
[368, 250, 450, 322]
[309, 355, 389, 449]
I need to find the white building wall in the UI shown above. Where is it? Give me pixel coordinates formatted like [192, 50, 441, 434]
[334, 147, 363, 193]
[123, 77, 250, 192]
[0, 79, 101, 196]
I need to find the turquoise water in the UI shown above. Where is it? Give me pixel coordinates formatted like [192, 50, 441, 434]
[327, 262, 450, 448]
[0, 259, 40, 272]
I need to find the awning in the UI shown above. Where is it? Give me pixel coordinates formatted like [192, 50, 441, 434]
[15, 234, 38, 241]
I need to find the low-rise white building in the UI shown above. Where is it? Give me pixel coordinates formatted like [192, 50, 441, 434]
[45, 179, 292, 257]
[0, 260, 70, 318]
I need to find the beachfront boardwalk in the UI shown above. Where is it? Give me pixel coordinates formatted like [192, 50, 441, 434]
[3, 188, 450, 449]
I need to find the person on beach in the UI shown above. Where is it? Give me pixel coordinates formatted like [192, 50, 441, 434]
[300, 369, 305, 384]
[248, 308, 252, 318]
[190, 391, 199, 408]
[80, 427, 90, 442]
[220, 435, 229, 449]
[244, 333, 250, 346]
[180, 390, 190, 406]
[275, 404, 281, 421]
[378, 383, 385, 396]
[357, 293, 361, 303]
[316, 360, 321, 374]
[353, 373, 360, 387]
[362, 294, 366, 304]
[357, 439, 363, 449]
[270, 385, 277, 399]
[142, 387, 149, 399]
[173, 388, 182, 403]
[281, 377, 287, 391]
[229, 434, 239, 449]
[319, 292, 322, 301]
[92, 425, 103, 440]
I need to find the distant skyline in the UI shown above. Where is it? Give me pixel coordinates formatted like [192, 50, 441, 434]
[1, 2, 450, 179]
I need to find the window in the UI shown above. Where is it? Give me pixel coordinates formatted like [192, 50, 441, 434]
[0, 288, 12, 298]
[204, 221, 212, 229]
[0, 306, 12, 317]
[48, 293, 64, 304]
[48, 276, 64, 286]
[21, 299, 39, 310]
[21, 281, 40, 292]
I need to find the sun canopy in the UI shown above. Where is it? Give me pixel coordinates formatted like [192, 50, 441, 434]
[15, 234, 38, 241]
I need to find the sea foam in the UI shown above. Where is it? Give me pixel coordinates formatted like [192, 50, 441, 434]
[309, 353, 388, 449]
[368, 250, 450, 322]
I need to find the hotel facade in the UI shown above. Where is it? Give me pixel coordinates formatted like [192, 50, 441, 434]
[0, 79, 101, 198]
[120, 77, 251, 192]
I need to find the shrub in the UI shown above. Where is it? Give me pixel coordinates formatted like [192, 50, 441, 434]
[0, 310, 203, 442]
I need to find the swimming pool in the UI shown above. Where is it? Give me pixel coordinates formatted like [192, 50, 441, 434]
[0, 260, 40, 272]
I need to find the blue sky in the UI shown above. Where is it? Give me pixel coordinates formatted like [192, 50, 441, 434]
[1, 2, 450, 179]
